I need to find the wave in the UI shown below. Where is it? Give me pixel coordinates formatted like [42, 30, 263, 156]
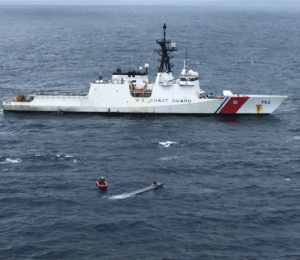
[158, 156, 179, 161]
[0, 158, 22, 164]
[158, 141, 178, 148]
[15, 153, 77, 163]
[286, 136, 300, 142]
[54, 154, 74, 160]
[56, 154, 73, 158]
[289, 128, 300, 133]
[292, 136, 300, 140]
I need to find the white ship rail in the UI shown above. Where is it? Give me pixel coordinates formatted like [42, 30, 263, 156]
[37, 93, 87, 96]
[179, 81, 195, 86]
[92, 79, 126, 84]
[4, 93, 88, 103]
[3, 98, 30, 102]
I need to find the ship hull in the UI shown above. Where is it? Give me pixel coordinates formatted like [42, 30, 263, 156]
[2, 94, 287, 115]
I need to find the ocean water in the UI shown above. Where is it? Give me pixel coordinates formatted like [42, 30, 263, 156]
[0, 5, 300, 259]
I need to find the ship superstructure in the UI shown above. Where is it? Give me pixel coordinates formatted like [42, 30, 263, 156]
[2, 24, 287, 114]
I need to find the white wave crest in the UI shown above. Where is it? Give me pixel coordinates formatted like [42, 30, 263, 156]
[158, 141, 178, 148]
[159, 156, 179, 161]
[56, 154, 74, 159]
[0, 158, 22, 164]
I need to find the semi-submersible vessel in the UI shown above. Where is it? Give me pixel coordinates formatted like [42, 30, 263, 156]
[2, 24, 287, 114]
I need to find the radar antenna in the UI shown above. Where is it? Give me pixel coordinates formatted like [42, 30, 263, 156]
[155, 24, 177, 73]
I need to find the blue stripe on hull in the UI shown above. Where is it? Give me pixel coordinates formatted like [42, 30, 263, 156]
[215, 97, 229, 114]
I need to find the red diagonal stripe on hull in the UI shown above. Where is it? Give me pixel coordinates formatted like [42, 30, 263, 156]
[219, 97, 249, 114]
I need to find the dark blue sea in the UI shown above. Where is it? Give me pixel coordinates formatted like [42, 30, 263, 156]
[0, 5, 299, 259]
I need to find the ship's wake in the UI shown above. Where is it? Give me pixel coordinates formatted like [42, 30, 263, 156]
[108, 193, 135, 200]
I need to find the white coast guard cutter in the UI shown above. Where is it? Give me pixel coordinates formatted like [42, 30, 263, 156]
[3, 24, 287, 115]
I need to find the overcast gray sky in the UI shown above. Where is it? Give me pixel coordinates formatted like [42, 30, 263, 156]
[0, 0, 299, 6]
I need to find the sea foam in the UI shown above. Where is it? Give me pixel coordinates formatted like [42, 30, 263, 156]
[158, 141, 178, 148]
[159, 156, 179, 161]
[109, 193, 135, 200]
[0, 158, 22, 164]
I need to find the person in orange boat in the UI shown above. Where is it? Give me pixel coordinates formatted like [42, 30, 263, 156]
[98, 177, 106, 185]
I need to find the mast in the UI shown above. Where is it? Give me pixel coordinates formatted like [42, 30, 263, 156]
[183, 50, 188, 75]
[155, 24, 177, 73]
